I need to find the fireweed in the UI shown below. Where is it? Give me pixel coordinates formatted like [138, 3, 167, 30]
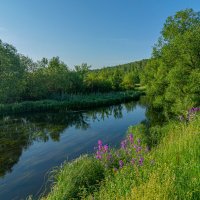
[179, 107, 200, 122]
[187, 107, 200, 121]
[95, 134, 150, 172]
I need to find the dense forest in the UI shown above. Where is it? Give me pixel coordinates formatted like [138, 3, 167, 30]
[0, 41, 147, 104]
[141, 9, 200, 117]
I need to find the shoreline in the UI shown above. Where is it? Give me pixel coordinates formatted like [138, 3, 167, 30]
[0, 91, 145, 115]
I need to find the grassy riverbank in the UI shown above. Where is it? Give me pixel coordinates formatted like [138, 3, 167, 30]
[39, 114, 200, 200]
[0, 91, 143, 115]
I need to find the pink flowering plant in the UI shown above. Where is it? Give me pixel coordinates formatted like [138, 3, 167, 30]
[179, 107, 200, 122]
[187, 107, 200, 121]
[95, 133, 150, 172]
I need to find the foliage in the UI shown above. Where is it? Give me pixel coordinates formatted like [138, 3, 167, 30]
[85, 60, 147, 93]
[39, 113, 200, 200]
[40, 156, 105, 200]
[26, 8, 200, 200]
[0, 38, 147, 104]
[141, 9, 200, 117]
[95, 134, 149, 173]
[0, 40, 26, 103]
[0, 91, 142, 114]
[87, 115, 200, 200]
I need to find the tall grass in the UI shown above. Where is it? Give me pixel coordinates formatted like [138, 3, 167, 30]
[40, 156, 105, 200]
[38, 115, 199, 200]
[0, 91, 143, 115]
[89, 116, 200, 200]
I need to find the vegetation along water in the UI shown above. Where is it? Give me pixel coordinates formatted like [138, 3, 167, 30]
[38, 9, 200, 200]
[0, 8, 200, 200]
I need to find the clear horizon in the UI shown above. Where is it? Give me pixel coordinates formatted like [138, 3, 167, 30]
[0, 0, 199, 69]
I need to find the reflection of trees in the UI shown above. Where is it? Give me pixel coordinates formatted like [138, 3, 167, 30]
[0, 118, 33, 177]
[138, 96, 167, 147]
[124, 101, 137, 112]
[139, 96, 166, 127]
[0, 101, 138, 177]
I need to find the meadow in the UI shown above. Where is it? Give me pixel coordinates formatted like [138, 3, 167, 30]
[40, 112, 200, 200]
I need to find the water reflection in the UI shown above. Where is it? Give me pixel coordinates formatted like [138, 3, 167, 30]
[140, 96, 167, 126]
[0, 102, 139, 178]
[138, 96, 168, 147]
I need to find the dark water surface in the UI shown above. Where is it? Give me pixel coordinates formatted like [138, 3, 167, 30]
[0, 101, 146, 200]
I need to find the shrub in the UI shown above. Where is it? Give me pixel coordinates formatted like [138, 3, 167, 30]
[42, 155, 105, 200]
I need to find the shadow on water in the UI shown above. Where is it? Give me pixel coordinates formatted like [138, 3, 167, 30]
[0, 101, 147, 200]
[0, 105, 120, 177]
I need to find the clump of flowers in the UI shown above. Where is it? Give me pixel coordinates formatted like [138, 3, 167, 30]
[187, 107, 200, 121]
[179, 107, 200, 122]
[95, 133, 150, 171]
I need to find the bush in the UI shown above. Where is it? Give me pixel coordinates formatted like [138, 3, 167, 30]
[41, 155, 105, 200]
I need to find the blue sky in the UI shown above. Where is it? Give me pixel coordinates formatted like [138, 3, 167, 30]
[0, 0, 199, 69]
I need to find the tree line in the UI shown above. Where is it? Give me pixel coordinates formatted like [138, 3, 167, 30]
[1, 8, 199, 118]
[0, 40, 147, 104]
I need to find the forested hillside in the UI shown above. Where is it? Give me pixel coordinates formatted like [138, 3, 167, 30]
[0, 41, 147, 104]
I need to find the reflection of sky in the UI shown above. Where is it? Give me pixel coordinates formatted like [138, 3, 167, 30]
[0, 103, 146, 200]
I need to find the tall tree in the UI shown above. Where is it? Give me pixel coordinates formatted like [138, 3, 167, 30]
[0, 40, 26, 103]
[142, 9, 200, 116]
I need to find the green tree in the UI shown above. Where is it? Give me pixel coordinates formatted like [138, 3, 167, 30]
[121, 72, 136, 90]
[110, 69, 123, 91]
[45, 57, 69, 97]
[0, 40, 26, 103]
[142, 9, 200, 116]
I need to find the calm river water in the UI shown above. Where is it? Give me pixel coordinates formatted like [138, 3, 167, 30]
[0, 101, 146, 200]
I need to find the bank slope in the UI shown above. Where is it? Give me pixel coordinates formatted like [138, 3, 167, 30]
[39, 115, 199, 200]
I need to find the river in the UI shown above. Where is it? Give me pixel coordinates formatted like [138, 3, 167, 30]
[0, 101, 146, 200]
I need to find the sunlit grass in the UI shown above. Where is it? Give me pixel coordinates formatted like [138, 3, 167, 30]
[39, 156, 105, 200]
[90, 116, 200, 200]
[37, 115, 200, 200]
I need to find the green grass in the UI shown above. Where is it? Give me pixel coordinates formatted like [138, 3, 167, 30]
[134, 84, 146, 92]
[40, 115, 200, 200]
[39, 156, 105, 200]
[0, 91, 144, 115]
[89, 116, 200, 200]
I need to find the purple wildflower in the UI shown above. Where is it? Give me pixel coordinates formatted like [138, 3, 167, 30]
[103, 144, 109, 152]
[129, 134, 134, 144]
[187, 107, 200, 121]
[98, 140, 103, 150]
[119, 160, 124, 168]
[139, 157, 144, 166]
[96, 150, 102, 160]
[98, 140, 102, 146]
[121, 139, 127, 149]
[189, 107, 200, 113]
[137, 138, 141, 145]
[136, 146, 142, 153]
